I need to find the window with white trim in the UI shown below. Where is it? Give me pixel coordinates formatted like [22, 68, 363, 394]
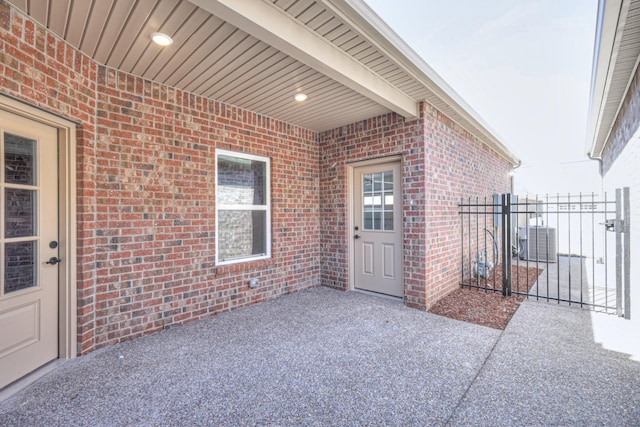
[215, 150, 271, 265]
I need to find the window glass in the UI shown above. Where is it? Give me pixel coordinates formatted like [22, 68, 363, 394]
[362, 171, 394, 231]
[217, 210, 267, 260]
[217, 155, 266, 205]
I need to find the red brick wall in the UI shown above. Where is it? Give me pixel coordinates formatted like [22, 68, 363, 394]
[2, 0, 511, 355]
[319, 103, 511, 309]
[422, 104, 511, 306]
[92, 67, 320, 350]
[0, 1, 99, 352]
[1, 3, 320, 354]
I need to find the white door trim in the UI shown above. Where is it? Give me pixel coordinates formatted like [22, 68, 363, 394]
[0, 96, 78, 361]
[347, 156, 402, 294]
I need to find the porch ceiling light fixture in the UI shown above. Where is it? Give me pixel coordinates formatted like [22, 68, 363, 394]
[150, 32, 173, 47]
[294, 93, 308, 102]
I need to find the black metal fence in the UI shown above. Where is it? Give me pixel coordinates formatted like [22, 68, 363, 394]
[459, 188, 631, 318]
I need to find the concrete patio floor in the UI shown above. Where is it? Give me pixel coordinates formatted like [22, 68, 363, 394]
[0, 287, 639, 426]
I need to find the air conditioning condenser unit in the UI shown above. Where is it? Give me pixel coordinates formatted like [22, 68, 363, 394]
[518, 226, 557, 262]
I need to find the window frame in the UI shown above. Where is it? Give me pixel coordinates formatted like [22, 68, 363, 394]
[215, 149, 272, 265]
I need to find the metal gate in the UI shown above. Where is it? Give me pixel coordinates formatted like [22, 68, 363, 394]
[459, 188, 631, 318]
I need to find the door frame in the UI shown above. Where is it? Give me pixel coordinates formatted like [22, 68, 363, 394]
[347, 155, 403, 294]
[0, 95, 78, 361]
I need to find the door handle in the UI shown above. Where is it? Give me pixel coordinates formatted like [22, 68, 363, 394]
[45, 257, 62, 265]
[354, 234, 361, 239]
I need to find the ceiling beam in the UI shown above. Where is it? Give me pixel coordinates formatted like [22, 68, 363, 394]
[187, 0, 418, 119]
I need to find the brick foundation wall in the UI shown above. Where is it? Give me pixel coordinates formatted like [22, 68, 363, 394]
[1, 2, 320, 354]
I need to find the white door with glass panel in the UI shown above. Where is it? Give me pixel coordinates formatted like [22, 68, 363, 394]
[353, 162, 403, 297]
[0, 110, 59, 389]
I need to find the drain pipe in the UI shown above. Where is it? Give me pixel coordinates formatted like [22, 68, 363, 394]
[509, 160, 522, 194]
[587, 152, 603, 175]
[587, 152, 605, 195]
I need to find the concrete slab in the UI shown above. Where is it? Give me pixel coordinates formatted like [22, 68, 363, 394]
[526, 255, 618, 315]
[449, 300, 640, 426]
[0, 287, 638, 426]
[0, 287, 500, 426]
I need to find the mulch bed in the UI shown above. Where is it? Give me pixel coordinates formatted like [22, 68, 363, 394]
[428, 265, 543, 330]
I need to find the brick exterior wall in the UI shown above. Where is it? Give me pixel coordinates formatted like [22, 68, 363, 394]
[319, 104, 511, 310]
[602, 65, 640, 175]
[1, 2, 319, 353]
[422, 104, 511, 306]
[0, 1, 100, 352]
[1, 1, 512, 354]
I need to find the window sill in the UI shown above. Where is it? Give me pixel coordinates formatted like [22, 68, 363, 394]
[214, 257, 276, 275]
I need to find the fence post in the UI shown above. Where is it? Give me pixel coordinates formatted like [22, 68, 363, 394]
[502, 193, 512, 297]
[616, 189, 622, 317]
[624, 187, 631, 319]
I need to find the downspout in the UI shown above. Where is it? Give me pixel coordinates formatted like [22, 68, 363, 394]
[509, 160, 522, 194]
[587, 152, 606, 196]
[587, 152, 603, 176]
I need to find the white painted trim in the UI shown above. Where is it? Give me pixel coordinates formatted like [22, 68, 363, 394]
[188, 0, 418, 119]
[0, 96, 78, 361]
[214, 149, 272, 266]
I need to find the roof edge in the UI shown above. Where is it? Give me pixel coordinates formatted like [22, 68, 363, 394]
[326, 0, 521, 166]
[586, 0, 626, 159]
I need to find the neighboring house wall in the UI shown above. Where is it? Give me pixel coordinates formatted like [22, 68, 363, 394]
[319, 103, 512, 310]
[600, 66, 639, 318]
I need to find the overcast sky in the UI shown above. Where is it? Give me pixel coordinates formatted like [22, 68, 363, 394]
[365, 0, 601, 195]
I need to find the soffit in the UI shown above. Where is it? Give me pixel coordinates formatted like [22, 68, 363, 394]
[588, 0, 640, 158]
[7, 0, 519, 165]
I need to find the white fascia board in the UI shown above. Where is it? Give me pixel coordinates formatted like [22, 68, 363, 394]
[328, 0, 520, 166]
[187, 0, 418, 119]
[586, 0, 627, 159]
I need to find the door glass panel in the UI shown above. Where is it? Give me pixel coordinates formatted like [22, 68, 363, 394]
[2, 132, 40, 294]
[4, 189, 36, 238]
[4, 241, 37, 293]
[362, 171, 394, 231]
[4, 133, 37, 186]
[384, 212, 394, 230]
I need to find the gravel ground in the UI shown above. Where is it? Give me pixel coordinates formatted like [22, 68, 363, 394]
[1, 287, 638, 426]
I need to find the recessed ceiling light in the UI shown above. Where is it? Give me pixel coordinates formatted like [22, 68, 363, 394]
[150, 32, 173, 47]
[294, 93, 308, 102]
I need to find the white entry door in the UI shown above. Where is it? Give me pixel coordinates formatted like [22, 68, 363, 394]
[353, 161, 403, 297]
[0, 110, 59, 389]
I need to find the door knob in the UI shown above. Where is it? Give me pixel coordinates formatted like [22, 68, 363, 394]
[45, 257, 62, 265]
[354, 234, 361, 239]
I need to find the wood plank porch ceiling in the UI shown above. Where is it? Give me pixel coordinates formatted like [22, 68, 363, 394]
[7, 0, 519, 164]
